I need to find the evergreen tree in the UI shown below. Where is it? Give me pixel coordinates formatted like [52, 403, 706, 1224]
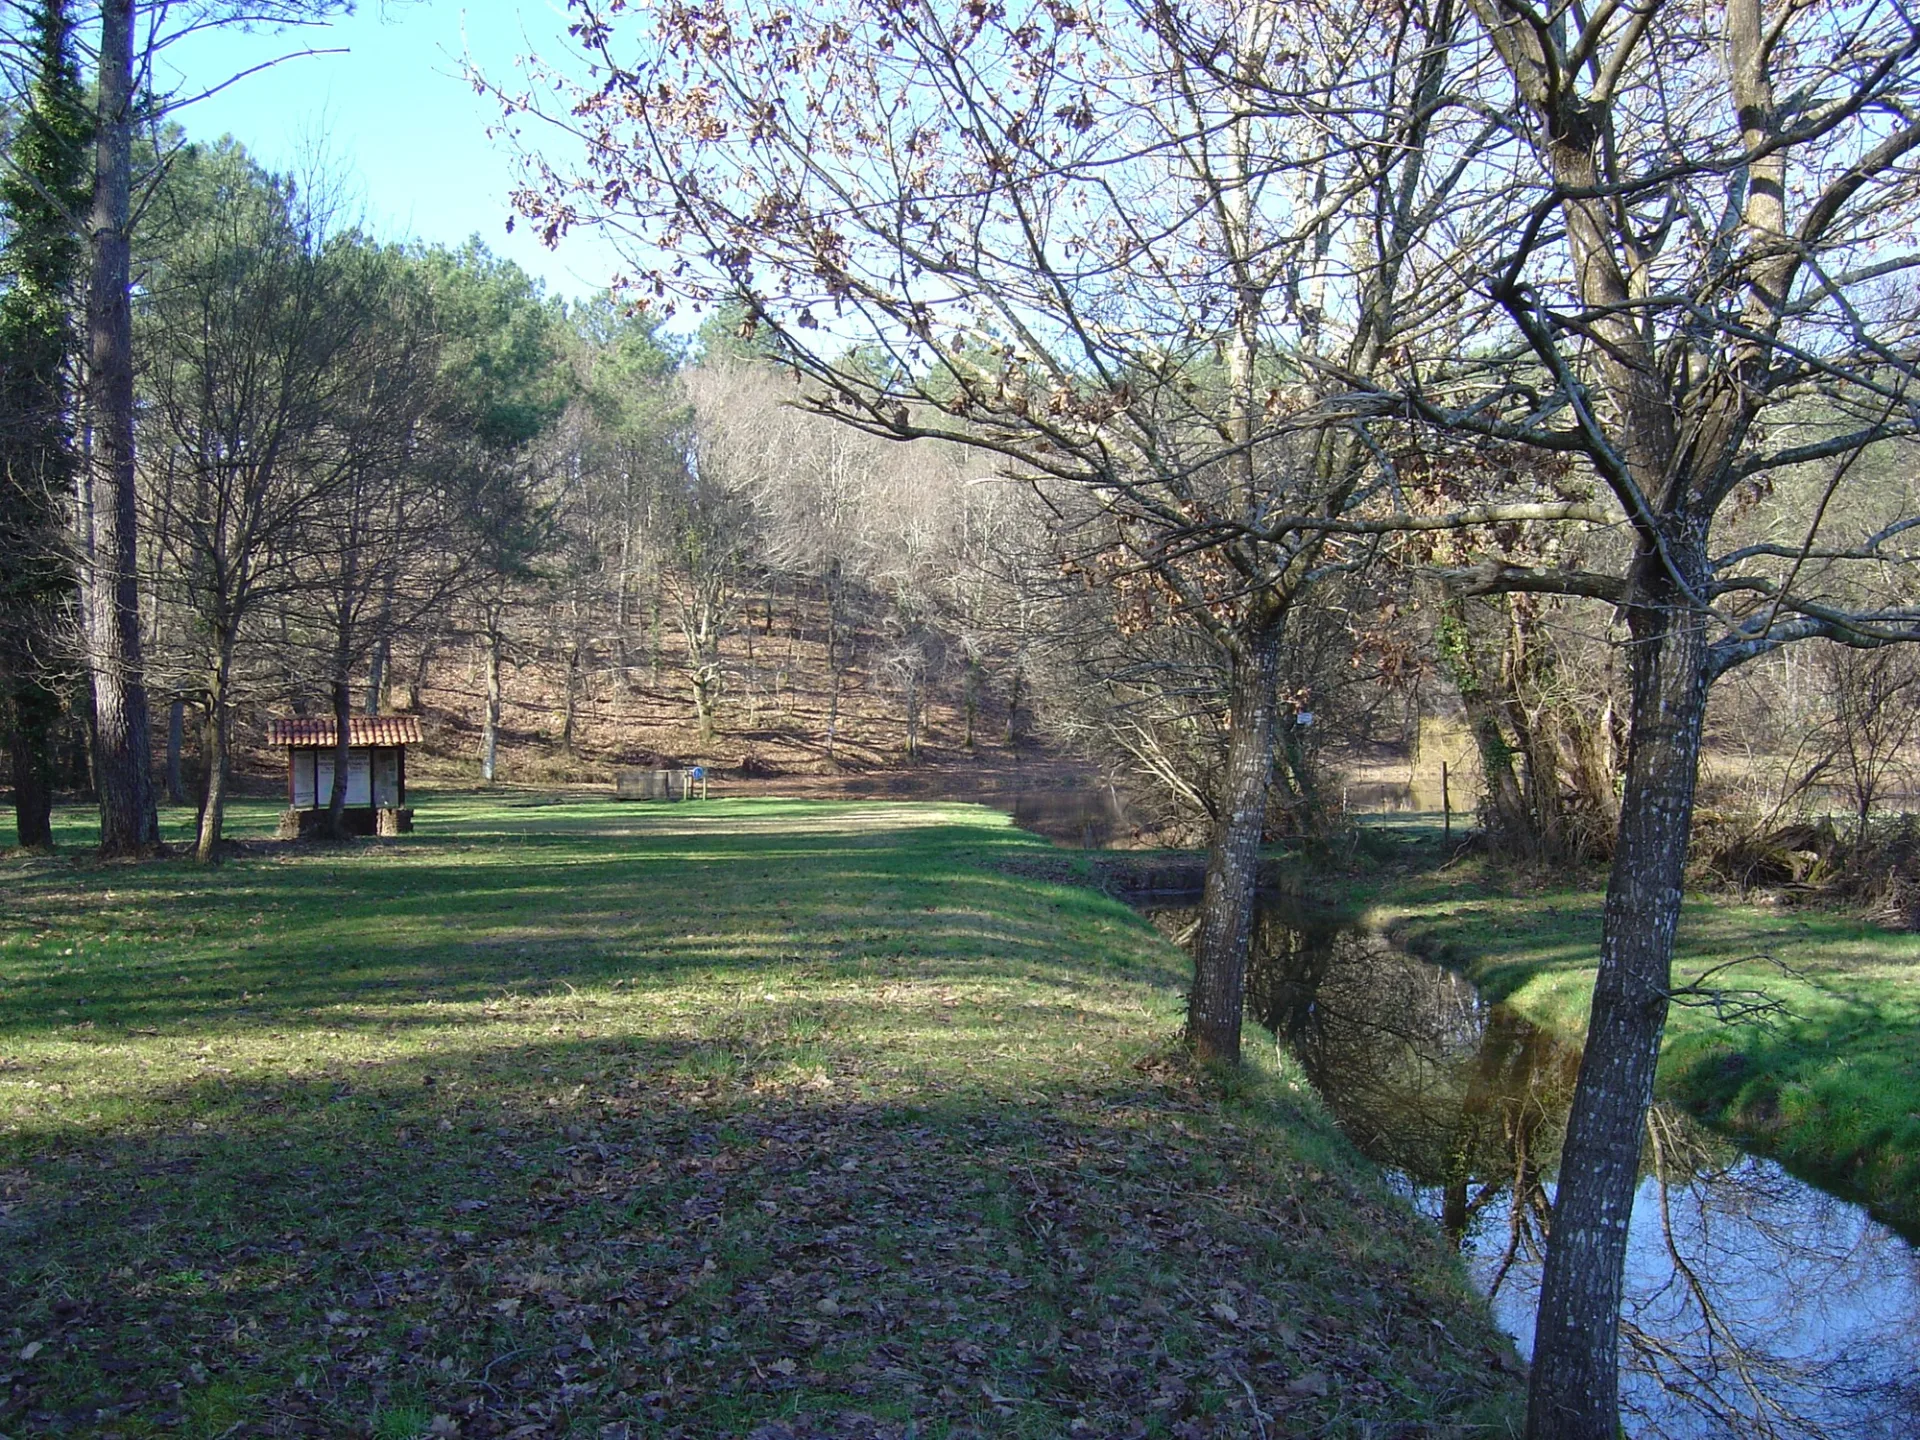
[0, 0, 90, 849]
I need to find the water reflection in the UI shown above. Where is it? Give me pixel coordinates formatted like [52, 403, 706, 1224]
[1145, 903, 1920, 1439]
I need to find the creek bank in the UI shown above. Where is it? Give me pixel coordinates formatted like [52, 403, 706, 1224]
[1138, 896, 1920, 1439]
[1366, 865, 1920, 1240]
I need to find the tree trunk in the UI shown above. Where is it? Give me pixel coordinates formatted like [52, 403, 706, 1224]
[165, 697, 186, 804]
[1524, 553, 1710, 1440]
[194, 644, 234, 864]
[825, 574, 842, 760]
[365, 565, 395, 715]
[1441, 603, 1533, 855]
[366, 636, 389, 716]
[649, 577, 663, 684]
[692, 662, 719, 743]
[406, 638, 435, 712]
[7, 676, 58, 849]
[561, 644, 579, 754]
[83, 0, 158, 858]
[326, 676, 353, 839]
[1275, 714, 1317, 836]
[964, 651, 978, 751]
[481, 623, 502, 782]
[1187, 616, 1284, 1063]
[743, 623, 758, 728]
[1471, 712, 1534, 856]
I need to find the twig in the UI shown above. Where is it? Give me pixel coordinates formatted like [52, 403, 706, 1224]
[1663, 954, 1803, 1029]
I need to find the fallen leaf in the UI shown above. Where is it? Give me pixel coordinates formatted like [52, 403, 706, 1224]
[1287, 1370, 1330, 1397]
[18, 1341, 42, 1362]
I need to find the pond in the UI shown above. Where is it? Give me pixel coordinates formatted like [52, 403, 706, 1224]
[1142, 900, 1920, 1439]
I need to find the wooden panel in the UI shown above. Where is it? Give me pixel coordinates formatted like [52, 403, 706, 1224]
[372, 750, 400, 808]
[291, 752, 317, 809]
[316, 750, 373, 807]
[615, 768, 683, 801]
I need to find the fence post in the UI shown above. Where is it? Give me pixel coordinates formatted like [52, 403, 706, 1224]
[1442, 761, 1451, 844]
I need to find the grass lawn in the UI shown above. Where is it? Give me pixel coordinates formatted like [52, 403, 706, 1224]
[0, 795, 1515, 1439]
[1367, 850, 1920, 1237]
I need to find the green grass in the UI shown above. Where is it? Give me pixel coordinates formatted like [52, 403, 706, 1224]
[1368, 855, 1920, 1237]
[1, 795, 1515, 1438]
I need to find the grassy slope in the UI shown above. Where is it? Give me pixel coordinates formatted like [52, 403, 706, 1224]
[1366, 850, 1920, 1237]
[1, 798, 1515, 1440]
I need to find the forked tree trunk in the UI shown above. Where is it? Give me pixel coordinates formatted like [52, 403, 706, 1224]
[83, 0, 158, 857]
[406, 639, 435, 713]
[326, 677, 353, 839]
[193, 643, 234, 863]
[1524, 553, 1710, 1440]
[1442, 604, 1534, 855]
[1187, 616, 1284, 1062]
[691, 660, 720, 743]
[366, 565, 395, 714]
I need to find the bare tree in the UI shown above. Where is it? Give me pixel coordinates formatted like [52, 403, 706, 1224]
[1821, 645, 1920, 845]
[141, 142, 370, 860]
[491, 0, 1566, 1061]
[1371, 1, 1920, 1431]
[660, 440, 755, 743]
[683, 358, 888, 757]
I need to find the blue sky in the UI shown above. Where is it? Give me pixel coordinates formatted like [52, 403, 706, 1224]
[154, 1, 621, 301]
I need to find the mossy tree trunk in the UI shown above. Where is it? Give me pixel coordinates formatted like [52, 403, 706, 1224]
[1187, 613, 1284, 1063]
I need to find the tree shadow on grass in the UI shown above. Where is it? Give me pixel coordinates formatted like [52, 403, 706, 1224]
[0, 1033, 1518, 1440]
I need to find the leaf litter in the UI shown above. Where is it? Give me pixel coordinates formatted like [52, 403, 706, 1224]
[2, 1049, 1513, 1438]
[0, 802, 1517, 1436]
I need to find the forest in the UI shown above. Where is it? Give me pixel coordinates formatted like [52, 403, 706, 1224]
[5, 1, 1920, 1438]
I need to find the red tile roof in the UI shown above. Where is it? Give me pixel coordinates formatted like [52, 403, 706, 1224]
[267, 716, 423, 748]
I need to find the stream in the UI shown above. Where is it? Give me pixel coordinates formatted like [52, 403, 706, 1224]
[1141, 899, 1920, 1439]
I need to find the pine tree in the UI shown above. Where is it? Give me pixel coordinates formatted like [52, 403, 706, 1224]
[0, 0, 91, 849]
